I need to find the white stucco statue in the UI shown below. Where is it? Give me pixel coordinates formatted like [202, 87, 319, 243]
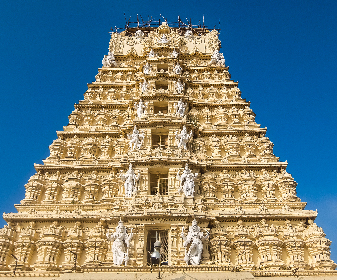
[210, 50, 226, 67]
[128, 126, 145, 151]
[185, 30, 193, 38]
[174, 99, 187, 118]
[134, 99, 148, 118]
[102, 51, 116, 67]
[120, 163, 140, 197]
[172, 49, 179, 58]
[177, 164, 198, 197]
[148, 49, 156, 58]
[181, 219, 209, 265]
[175, 126, 192, 150]
[175, 79, 185, 94]
[174, 63, 183, 75]
[143, 63, 151, 75]
[106, 220, 133, 266]
[140, 79, 148, 94]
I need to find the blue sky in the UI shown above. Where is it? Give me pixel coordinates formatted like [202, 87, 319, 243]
[0, 0, 336, 262]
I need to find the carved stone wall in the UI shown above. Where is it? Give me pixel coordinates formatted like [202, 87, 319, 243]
[0, 21, 335, 275]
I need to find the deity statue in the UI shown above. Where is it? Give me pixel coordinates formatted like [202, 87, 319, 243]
[177, 164, 198, 197]
[102, 51, 116, 67]
[148, 49, 156, 58]
[128, 126, 145, 151]
[181, 219, 209, 265]
[209, 50, 226, 67]
[175, 126, 192, 150]
[106, 220, 133, 266]
[174, 99, 187, 118]
[158, 34, 168, 44]
[174, 63, 183, 75]
[175, 79, 185, 94]
[134, 99, 148, 118]
[143, 63, 151, 75]
[140, 79, 148, 94]
[120, 163, 140, 197]
[172, 49, 179, 58]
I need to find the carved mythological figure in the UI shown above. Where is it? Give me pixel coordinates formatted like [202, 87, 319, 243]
[140, 79, 148, 94]
[128, 126, 145, 151]
[120, 163, 140, 197]
[181, 219, 209, 265]
[175, 126, 192, 150]
[134, 99, 148, 118]
[175, 79, 185, 94]
[209, 50, 225, 67]
[177, 164, 198, 197]
[174, 63, 183, 75]
[106, 220, 133, 266]
[174, 99, 187, 118]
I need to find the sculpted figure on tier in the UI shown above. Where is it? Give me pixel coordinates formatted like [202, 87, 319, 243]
[175, 126, 192, 150]
[120, 163, 140, 197]
[128, 126, 145, 151]
[140, 79, 148, 94]
[143, 63, 151, 75]
[181, 219, 209, 265]
[134, 99, 148, 118]
[172, 49, 179, 58]
[106, 220, 133, 266]
[102, 51, 116, 67]
[177, 164, 198, 197]
[210, 50, 226, 67]
[148, 49, 156, 58]
[174, 99, 187, 118]
[174, 63, 183, 75]
[175, 79, 185, 94]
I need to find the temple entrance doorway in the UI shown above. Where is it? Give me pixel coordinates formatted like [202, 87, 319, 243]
[146, 230, 169, 265]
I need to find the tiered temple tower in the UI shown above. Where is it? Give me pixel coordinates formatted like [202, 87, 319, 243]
[0, 21, 335, 277]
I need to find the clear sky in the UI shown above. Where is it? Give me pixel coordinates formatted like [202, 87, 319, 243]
[0, 0, 336, 263]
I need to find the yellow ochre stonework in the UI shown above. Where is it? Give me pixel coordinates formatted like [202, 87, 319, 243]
[0, 21, 335, 278]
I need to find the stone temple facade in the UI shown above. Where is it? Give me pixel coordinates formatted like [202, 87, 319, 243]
[0, 21, 336, 278]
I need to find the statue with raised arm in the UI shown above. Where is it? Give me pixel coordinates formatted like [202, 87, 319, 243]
[128, 126, 145, 151]
[106, 220, 133, 266]
[134, 99, 148, 118]
[175, 126, 192, 150]
[177, 164, 198, 197]
[181, 219, 209, 265]
[174, 99, 187, 118]
[175, 79, 185, 94]
[120, 163, 140, 197]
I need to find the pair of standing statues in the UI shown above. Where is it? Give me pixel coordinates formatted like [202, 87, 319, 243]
[106, 219, 209, 266]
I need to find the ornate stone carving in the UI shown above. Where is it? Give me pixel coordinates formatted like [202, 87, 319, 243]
[174, 79, 185, 94]
[181, 219, 209, 265]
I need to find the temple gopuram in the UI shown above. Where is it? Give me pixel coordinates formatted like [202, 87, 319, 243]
[0, 18, 336, 279]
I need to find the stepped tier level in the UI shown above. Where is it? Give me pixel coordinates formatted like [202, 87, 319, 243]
[0, 21, 336, 278]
